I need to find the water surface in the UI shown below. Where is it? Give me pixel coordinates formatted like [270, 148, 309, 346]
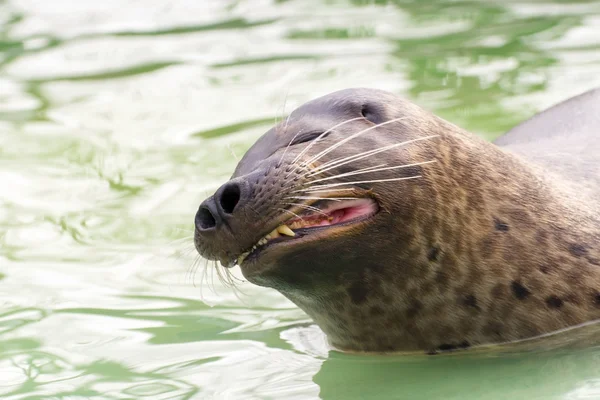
[2, 0, 600, 398]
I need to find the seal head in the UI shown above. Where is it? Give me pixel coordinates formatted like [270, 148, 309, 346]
[194, 88, 600, 353]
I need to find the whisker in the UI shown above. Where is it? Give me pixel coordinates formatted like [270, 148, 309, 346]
[282, 202, 329, 217]
[170, 227, 194, 234]
[199, 258, 209, 300]
[220, 265, 240, 290]
[175, 248, 198, 269]
[308, 135, 439, 178]
[225, 271, 242, 300]
[305, 163, 387, 184]
[304, 175, 422, 190]
[209, 261, 218, 295]
[186, 254, 198, 287]
[186, 256, 193, 286]
[278, 128, 306, 167]
[301, 117, 408, 168]
[307, 160, 437, 185]
[202, 258, 210, 291]
[192, 256, 203, 288]
[298, 187, 358, 194]
[285, 196, 358, 202]
[281, 88, 291, 127]
[282, 100, 294, 136]
[166, 236, 195, 248]
[187, 254, 196, 284]
[215, 262, 228, 288]
[277, 207, 306, 221]
[287, 117, 364, 175]
[226, 144, 239, 162]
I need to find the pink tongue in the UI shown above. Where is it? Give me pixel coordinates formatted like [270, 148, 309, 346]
[289, 199, 377, 229]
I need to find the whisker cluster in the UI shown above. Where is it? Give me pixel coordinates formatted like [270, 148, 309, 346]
[192, 114, 438, 283]
[272, 116, 438, 220]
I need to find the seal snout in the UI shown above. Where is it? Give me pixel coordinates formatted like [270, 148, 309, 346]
[194, 176, 257, 266]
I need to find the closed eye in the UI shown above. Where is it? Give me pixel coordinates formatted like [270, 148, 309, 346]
[290, 130, 329, 146]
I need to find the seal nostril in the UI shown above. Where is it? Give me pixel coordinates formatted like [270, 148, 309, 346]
[196, 206, 216, 230]
[219, 183, 241, 214]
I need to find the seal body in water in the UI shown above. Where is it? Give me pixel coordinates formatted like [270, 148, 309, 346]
[194, 88, 600, 353]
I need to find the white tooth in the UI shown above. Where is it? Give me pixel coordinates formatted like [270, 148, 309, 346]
[269, 228, 281, 239]
[237, 252, 249, 265]
[277, 225, 295, 237]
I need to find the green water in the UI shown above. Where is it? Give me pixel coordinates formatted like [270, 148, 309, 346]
[2, 0, 600, 398]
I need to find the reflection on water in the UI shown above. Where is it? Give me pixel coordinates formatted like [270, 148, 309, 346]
[2, 0, 600, 398]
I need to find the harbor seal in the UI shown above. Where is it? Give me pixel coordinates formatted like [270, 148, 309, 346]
[193, 88, 600, 353]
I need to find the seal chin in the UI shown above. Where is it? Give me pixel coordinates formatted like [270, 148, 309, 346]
[234, 197, 379, 269]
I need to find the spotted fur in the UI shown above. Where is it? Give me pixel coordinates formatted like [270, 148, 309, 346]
[195, 88, 600, 353]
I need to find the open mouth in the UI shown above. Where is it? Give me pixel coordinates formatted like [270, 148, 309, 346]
[235, 198, 379, 266]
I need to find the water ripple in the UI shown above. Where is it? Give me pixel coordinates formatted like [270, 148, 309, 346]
[2, 0, 600, 398]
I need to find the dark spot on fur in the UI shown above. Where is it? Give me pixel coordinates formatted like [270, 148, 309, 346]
[511, 281, 531, 300]
[588, 258, 600, 266]
[370, 305, 384, 316]
[406, 300, 422, 319]
[380, 294, 392, 304]
[546, 295, 564, 308]
[427, 247, 440, 262]
[347, 283, 368, 305]
[494, 218, 509, 232]
[463, 294, 480, 310]
[435, 270, 449, 286]
[569, 244, 588, 257]
[539, 265, 550, 274]
[593, 292, 600, 306]
[367, 275, 382, 288]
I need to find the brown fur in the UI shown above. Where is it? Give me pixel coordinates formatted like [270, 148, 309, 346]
[194, 88, 600, 353]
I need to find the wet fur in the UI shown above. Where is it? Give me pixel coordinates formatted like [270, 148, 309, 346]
[195, 88, 600, 353]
